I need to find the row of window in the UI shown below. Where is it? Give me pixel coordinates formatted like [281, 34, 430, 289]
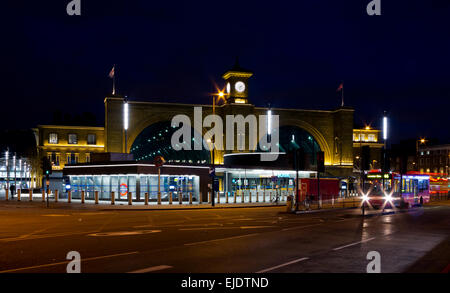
[353, 133, 377, 142]
[419, 157, 449, 165]
[420, 149, 450, 156]
[48, 152, 90, 166]
[48, 133, 97, 145]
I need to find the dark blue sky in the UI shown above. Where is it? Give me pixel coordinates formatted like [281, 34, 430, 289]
[2, 0, 450, 144]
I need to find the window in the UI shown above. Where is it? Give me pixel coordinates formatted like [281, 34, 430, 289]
[67, 153, 79, 164]
[68, 134, 78, 144]
[87, 134, 96, 145]
[368, 134, 376, 142]
[86, 153, 90, 163]
[48, 133, 58, 144]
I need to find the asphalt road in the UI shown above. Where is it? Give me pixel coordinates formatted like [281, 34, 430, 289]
[0, 201, 449, 273]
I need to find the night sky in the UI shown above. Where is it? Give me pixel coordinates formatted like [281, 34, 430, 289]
[2, 0, 450, 144]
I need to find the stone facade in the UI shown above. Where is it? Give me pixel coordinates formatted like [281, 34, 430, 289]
[105, 96, 355, 177]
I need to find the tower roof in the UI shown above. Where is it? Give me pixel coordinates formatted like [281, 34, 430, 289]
[222, 57, 253, 79]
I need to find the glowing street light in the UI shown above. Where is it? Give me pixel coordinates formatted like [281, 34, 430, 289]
[123, 100, 129, 153]
[382, 115, 388, 140]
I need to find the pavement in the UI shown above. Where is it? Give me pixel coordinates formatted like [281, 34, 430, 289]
[0, 199, 449, 273]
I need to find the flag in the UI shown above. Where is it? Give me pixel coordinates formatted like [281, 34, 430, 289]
[109, 66, 115, 79]
[336, 83, 343, 92]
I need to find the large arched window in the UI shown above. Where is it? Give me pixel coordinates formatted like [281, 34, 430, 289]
[130, 121, 211, 164]
[258, 125, 321, 165]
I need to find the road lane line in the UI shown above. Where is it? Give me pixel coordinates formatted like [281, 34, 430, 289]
[282, 223, 322, 231]
[0, 230, 101, 242]
[128, 265, 173, 273]
[332, 237, 376, 251]
[240, 226, 276, 229]
[0, 251, 139, 273]
[256, 257, 310, 273]
[184, 233, 259, 246]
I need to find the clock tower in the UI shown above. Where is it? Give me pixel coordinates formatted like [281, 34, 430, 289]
[222, 59, 253, 104]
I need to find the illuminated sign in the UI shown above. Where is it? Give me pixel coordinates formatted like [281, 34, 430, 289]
[366, 173, 391, 180]
[119, 183, 128, 197]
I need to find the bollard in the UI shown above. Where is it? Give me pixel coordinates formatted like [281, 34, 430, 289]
[226, 192, 229, 204]
[111, 191, 115, 205]
[55, 190, 58, 203]
[269, 192, 272, 203]
[263, 191, 266, 203]
[145, 192, 149, 205]
[256, 191, 259, 203]
[242, 190, 245, 203]
[169, 192, 173, 205]
[179, 192, 182, 205]
[42, 189, 45, 202]
[189, 192, 192, 205]
[68, 190, 71, 203]
[217, 191, 220, 204]
[157, 192, 161, 205]
[234, 191, 237, 203]
[199, 192, 202, 204]
[249, 191, 252, 203]
[5, 189, 8, 201]
[128, 192, 132, 205]
[81, 190, 85, 204]
[29, 189, 33, 202]
[18, 189, 21, 201]
[95, 190, 99, 204]
[208, 191, 211, 204]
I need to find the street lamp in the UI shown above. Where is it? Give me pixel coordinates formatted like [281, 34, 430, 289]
[123, 100, 129, 153]
[5, 150, 9, 192]
[382, 112, 388, 190]
[210, 89, 227, 207]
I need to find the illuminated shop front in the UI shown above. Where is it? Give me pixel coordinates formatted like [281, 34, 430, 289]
[218, 167, 314, 198]
[63, 162, 209, 203]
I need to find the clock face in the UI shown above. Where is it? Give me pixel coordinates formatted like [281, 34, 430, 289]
[235, 81, 246, 93]
[226, 82, 230, 94]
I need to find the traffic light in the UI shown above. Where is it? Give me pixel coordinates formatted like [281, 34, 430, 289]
[42, 157, 52, 176]
[317, 151, 325, 173]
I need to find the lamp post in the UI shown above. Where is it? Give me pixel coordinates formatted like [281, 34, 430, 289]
[382, 112, 388, 190]
[13, 154, 16, 198]
[123, 100, 129, 153]
[210, 90, 225, 207]
[5, 150, 9, 194]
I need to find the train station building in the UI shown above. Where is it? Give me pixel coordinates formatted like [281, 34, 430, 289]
[33, 61, 380, 201]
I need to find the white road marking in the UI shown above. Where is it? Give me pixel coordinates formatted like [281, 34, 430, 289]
[0, 251, 139, 273]
[240, 226, 276, 229]
[88, 230, 161, 237]
[0, 230, 100, 242]
[332, 237, 376, 251]
[282, 223, 322, 231]
[128, 265, 173, 273]
[41, 214, 70, 217]
[256, 257, 310, 273]
[184, 233, 259, 246]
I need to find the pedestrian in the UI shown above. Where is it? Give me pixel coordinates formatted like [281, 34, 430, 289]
[420, 196, 423, 206]
[10, 184, 15, 198]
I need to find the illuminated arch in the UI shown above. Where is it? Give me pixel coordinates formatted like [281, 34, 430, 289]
[279, 119, 332, 165]
[130, 121, 211, 164]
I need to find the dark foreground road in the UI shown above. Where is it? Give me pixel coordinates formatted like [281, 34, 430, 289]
[0, 201, 449, 273]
